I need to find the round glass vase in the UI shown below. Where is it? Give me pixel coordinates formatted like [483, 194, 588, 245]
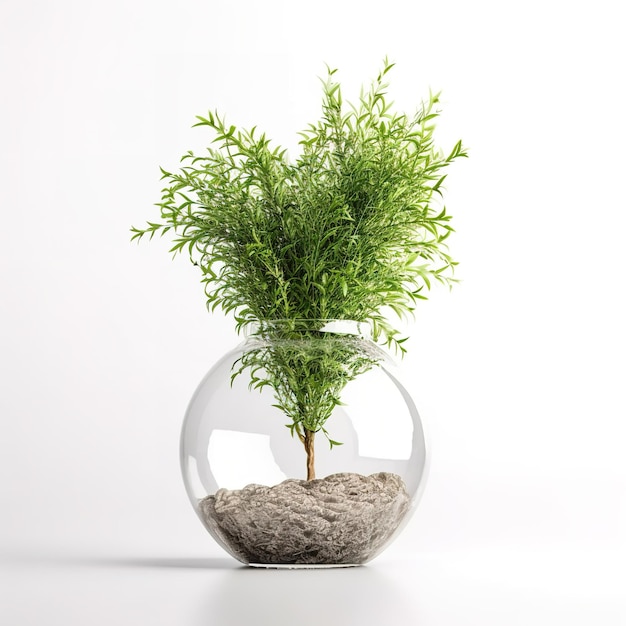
[180, 319, 428, 568]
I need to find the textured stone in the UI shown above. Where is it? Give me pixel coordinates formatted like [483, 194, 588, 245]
[199, 472, 410, 565]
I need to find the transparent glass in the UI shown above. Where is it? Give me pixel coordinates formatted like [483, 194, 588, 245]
[180, 320, 428, 567]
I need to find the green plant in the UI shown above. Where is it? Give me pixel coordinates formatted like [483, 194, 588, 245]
[132, 59, 466, 480]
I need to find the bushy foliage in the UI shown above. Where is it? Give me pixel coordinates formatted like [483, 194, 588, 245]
[132, 60, 465, 478]
[132, 59, 465, 351]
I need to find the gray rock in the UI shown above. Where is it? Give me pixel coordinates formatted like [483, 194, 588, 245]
[198, 472, 410, 565]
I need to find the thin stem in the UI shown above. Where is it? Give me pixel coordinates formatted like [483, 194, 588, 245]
[304, 429, 316, 481]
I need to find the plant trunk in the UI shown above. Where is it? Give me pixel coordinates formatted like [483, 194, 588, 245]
[303, 429, 316, 481]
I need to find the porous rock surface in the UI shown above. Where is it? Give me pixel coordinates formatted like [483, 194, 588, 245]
[199, 472, 410, 565]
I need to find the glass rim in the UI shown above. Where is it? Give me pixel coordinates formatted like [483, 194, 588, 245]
[244, 319, 373, 338]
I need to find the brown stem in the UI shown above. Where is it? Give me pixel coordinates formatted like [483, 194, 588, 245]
[303, 429, 316, 481]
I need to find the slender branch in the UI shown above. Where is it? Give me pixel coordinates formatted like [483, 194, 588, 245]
[304, 429, 316, 481]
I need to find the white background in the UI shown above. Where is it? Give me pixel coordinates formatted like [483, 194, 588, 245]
[1, 0, 625, 624]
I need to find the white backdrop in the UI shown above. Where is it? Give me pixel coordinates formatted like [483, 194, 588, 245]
[1, 1, 625, 623]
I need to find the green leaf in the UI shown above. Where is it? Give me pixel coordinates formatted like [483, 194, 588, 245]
[340, 278, 348, 297]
